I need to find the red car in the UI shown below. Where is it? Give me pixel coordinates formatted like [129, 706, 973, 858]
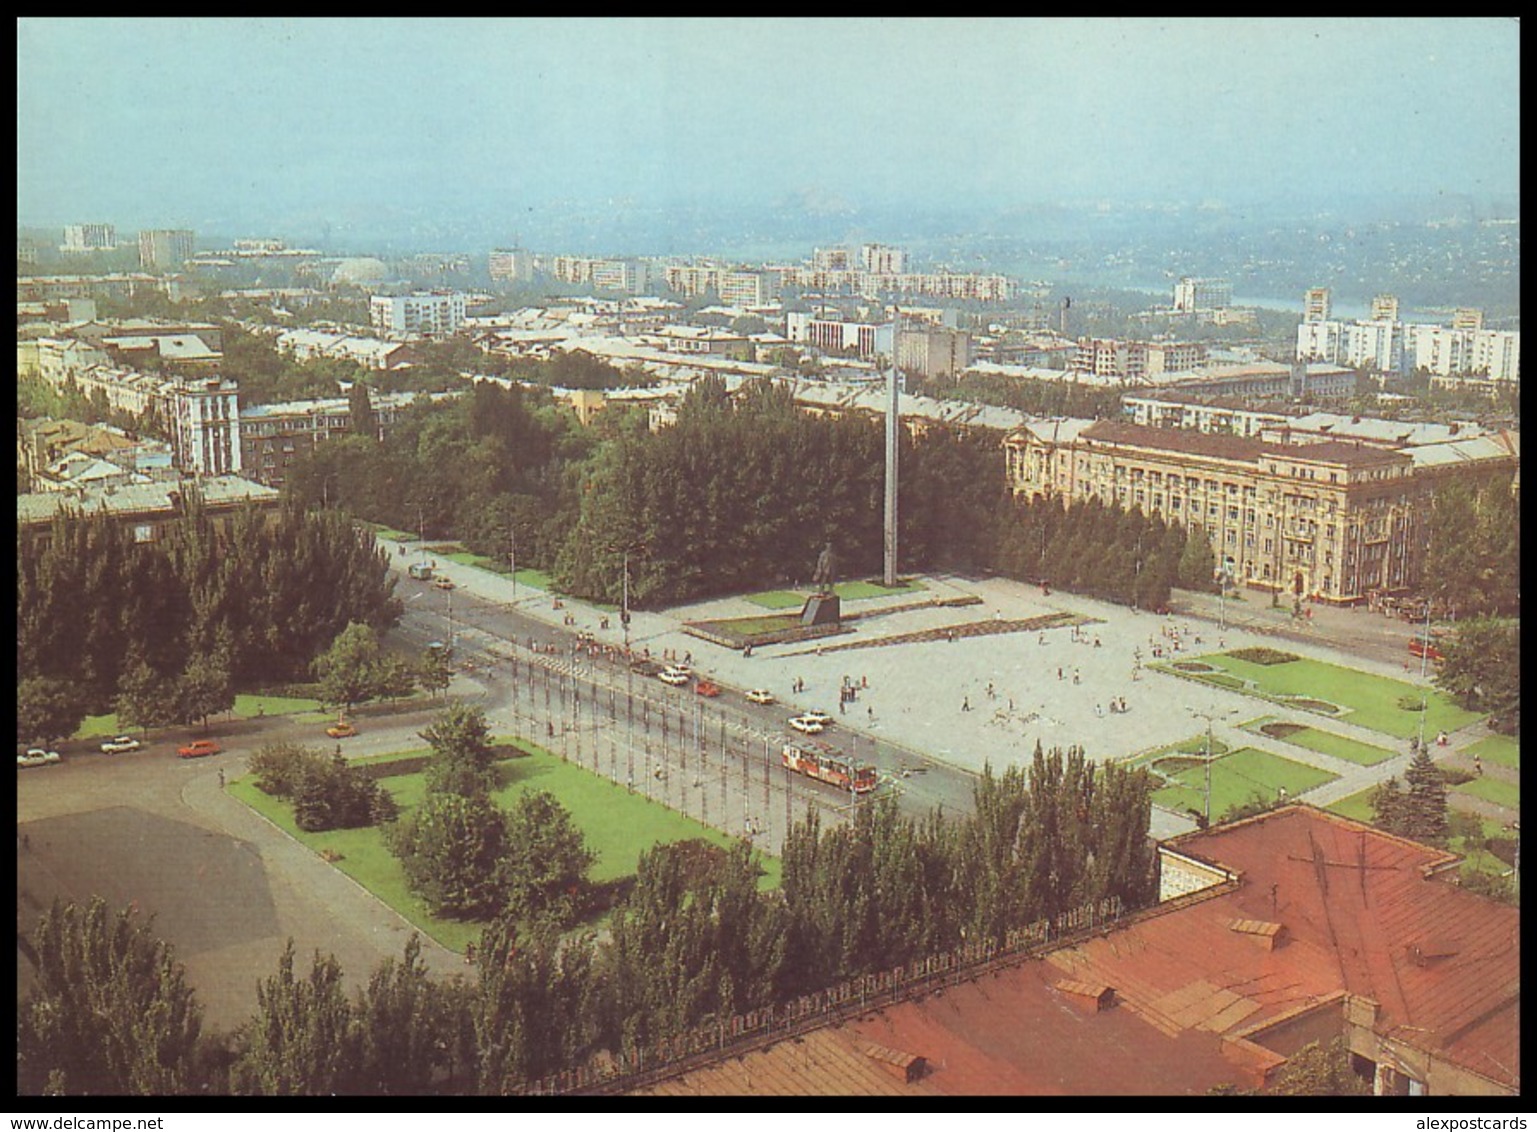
[694, 679, 722, 697]
[177, 739, 222, 759]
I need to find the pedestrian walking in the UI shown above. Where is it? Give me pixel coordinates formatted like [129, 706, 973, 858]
[861, 675, 868, 689]
[839, 699, 846, 714]
[1057, 667, 1063, 681]
[1073, 669, 1081, 685]
[1095, 704, 1104, 717]
[868, 706, 875, 723]
[1473, 755, 1483, 776]
[962, 697, 970, 712]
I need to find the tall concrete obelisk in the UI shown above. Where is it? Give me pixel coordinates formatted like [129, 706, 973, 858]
[883, 308, 900, 587]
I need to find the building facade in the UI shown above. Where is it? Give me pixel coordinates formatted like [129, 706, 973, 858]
[1004, 418, 1517, 603]
[61, 224, 117, 253]
[138, 229, 196, 271]
[368, 291, 466, 338]
[169, 378, 242, 477]
[1172, 277, 1232, 312]
[1071, 338, 1206, 382]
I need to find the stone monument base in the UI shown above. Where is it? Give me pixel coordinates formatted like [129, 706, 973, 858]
[800, 592, 841, 627]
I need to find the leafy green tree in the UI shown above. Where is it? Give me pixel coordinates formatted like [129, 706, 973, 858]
[348, 379, 379, 442]
[419, 645, 453, 700]
[1401, 748, 1451, 844]
[388, 791, 511, 919]
[248, 742, 318, 798]
[473, 920, 600, 1093]
[1370, 776, 1411, 836]
[174, 651, 235, 732]
[231, 942, 357, 1095]
[1436, 618, 1520, 734]
[350, 936, 459, 1095]
[314, 621, 387, 716]
[1177, 526, 1217, 591]
[113, 653, 179, 735]
[498, 791, 596, 927]
[17, 676, 88, 746]
[294, 751, 397, 832]
[421, 703, 498, 797]
[18, 898, 204, 1096]
[1269, 1039, 1370, 1096]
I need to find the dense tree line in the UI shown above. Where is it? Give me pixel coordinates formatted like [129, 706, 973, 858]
[15, 498, 401, 730]
[1422, 475, 1520, 618]
[993, 492, 1210, 609]
[556, 376, 1008, 606]
[1435, 617, 1520, 735]
[19, 743, 1155, 1095]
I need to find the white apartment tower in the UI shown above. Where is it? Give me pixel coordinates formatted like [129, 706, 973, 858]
[62, 224, 117, 253]
[138, 229, 196, 271]
[1303, 287, 1332, 324]
[369, 291, 466, 338]
[1173, 277, 1232, 312]
[170, 377, 242, 477]
[860, 244, 909, 275]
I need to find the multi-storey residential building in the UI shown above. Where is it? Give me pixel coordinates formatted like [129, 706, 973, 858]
[488, 248, 534, 283]
[1172, 277, 1232, 312]
[662, 264, 778, 305]
[550, 256, 650, 293]
[1297, 315, 1404, 374]
[18, 475, 279, 549]
[1071, 338, 1206, 382]
[16, 273, 168, 303]
[859, 243, 908, 275]
[238, 389, 445, 487]
[1303, 287, 1332, 323]
[1405, 324, 1520, 384]
[61, 224, 117, 253]
[1004, 418, 1518, 603]
[898, 326, 972, 378]
[368, 291, 466, 338]
[1453, 307, 1485, 330]
[169, 377, 241, 477]
[276, 328, 416, 370]
[138, 229, 196, 271]
[811, 247, 851, 272]
[1370, 293, 1400, 322]
[785, 311, 895, 359]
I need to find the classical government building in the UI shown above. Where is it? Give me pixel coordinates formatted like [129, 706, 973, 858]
[1004, 418, 1518, 604]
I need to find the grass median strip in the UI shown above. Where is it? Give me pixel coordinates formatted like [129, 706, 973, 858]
[1150, 746, 1338, 818]
[1246, 718, 1396, 766]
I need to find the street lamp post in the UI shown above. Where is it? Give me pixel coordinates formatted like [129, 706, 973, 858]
[1189, 705, 1237, 826]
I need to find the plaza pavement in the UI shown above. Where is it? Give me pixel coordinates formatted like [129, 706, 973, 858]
[414, 548, 1499, 830]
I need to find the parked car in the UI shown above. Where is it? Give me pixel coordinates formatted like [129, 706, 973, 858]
[432, 576, 456, 591]
[659, 666, 691, 686]
[177, 739, 222, 759]
[694, 679, 722, 697]
[788, 715, 827, 735]
[18, 748, 61, 768]
[100, 735, 143, 755]
[326, 721, 358, 739]
[746, 688, 776, 705]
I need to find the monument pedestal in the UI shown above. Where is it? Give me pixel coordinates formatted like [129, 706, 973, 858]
[801, 592, 841, 627]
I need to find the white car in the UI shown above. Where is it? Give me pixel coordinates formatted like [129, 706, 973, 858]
[658, 666, 691, 686]
[746, 689, 776, 706]
[18, 748, 60, 768]
[100, 735, 143, 755]
[800, 710, 834, 728]
[788, 715, 827, 735]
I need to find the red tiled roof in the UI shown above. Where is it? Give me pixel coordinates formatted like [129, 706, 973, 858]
[629, 808, 1517, 1096]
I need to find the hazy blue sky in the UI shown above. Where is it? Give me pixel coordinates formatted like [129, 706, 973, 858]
[17, 17, 1521, 235]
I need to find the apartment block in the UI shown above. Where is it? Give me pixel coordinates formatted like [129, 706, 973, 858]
[368, 291, 466, 338]
[61, 224, 117, 253]
[1172, 277, 1232, 312]
[138, 229, 196, 271]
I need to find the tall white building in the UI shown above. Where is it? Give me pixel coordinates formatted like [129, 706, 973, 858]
[489, 248, 534, 283]
[369, 291, 466, 338]
[138, 229, 195, 271]
[1303, 287, 1332, 324]
[62, 224, 117, 253]
[169, 377, 242, 477]
[859, 244, 908, 275]
[1172, 277, 1232, 312]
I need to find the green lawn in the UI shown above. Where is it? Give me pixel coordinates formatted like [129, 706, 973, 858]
[1453, 775, 1521, 811]
[369, 526, 417, 542]
[744, 579, 925, 610]
[1150, 746, 1339, 818]
[1464, 734, 1519, 771]
[1158, 653, 1482, 739]
[1127, 733, 1232, 767]
[74, 691, 324, 741]
[1245, 718, 1396, 766]
[230, 742, 779, 952]
[1325, 788, 1378, 824]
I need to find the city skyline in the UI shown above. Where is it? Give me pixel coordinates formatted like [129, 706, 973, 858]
[17, 17, 1522, 243]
